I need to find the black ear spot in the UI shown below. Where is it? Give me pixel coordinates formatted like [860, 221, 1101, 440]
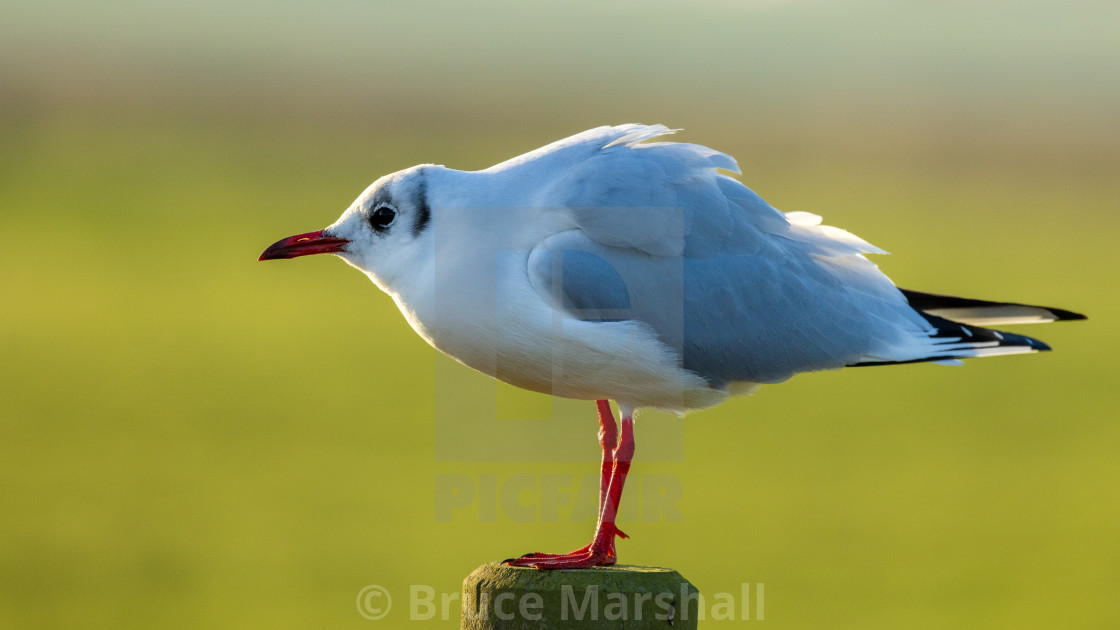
[369, 205, 397, 231]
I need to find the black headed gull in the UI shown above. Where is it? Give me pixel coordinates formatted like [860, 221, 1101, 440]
[259, 125, 1084, 569]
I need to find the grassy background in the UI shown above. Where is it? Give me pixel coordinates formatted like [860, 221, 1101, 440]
[2, 1, 1118, 627]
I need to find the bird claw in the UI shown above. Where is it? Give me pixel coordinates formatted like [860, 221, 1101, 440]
[504, 547, 616, 570]
[503, 523, 626, 570]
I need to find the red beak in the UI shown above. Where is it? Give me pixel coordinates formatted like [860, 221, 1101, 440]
[258, 230, 350, 261]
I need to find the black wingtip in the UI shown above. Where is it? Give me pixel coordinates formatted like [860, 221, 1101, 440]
[1029, 337, 1052, 352]
[899, 289, 1087, 323]
[1050, 307, 1088, 322]
[849, 312, 1056, 369]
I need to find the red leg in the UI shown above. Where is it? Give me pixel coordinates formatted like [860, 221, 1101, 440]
[505, 402, 635, 570]
[595, 399, 617, 519]
[511, 401, 627, 562]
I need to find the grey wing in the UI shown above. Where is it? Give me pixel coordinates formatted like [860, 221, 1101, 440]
[523, 125, 953, 385]
[527, 230, 931, 387]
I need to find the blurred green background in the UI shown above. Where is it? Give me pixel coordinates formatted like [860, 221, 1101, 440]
[2, 1, 1118, 628]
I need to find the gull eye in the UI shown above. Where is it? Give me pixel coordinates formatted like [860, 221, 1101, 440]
[369, 204, 397, 231]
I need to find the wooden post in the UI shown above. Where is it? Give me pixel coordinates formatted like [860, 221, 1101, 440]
[461, 563, 699, 629]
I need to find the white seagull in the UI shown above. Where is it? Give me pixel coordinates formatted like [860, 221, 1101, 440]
[259, 124, 1084, 569]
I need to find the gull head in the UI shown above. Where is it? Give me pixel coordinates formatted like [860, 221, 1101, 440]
[258, 165, 434, 292]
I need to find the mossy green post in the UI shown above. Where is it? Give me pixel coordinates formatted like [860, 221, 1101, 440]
[462, 563, 699, 629]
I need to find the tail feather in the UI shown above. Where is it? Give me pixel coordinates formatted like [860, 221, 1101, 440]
[851, 290, 1085, 368]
